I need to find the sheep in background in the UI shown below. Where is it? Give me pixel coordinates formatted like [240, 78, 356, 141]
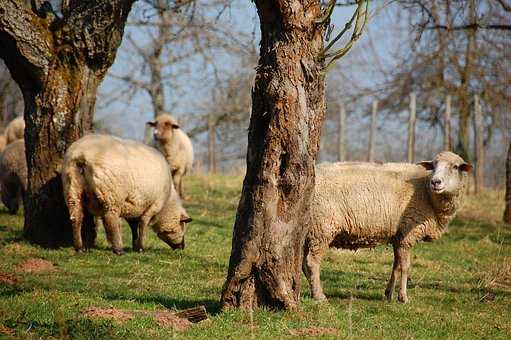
[304, 151, 472, 303]
[62, 134, 192, 255]
[146, 114, 193, 198]
[0, 140, 27, 214]
[4, 117, 25, 145]
[0, 134, 6, 153]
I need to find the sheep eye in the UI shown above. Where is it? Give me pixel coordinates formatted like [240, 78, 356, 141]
[453, 165, 459, 170]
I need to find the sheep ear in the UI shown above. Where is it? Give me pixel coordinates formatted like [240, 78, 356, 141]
[146, 121, 156, 127]
[417, 161, 435, 171]
[180, 213, 192, 223]
[459, 163, 473, 172]
[171, 123, 180, 129]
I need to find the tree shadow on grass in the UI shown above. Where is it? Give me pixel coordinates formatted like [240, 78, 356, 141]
[101, 290, 222, 315]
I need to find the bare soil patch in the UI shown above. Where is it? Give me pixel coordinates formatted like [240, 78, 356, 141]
[0, 272, 17, 285]
[81, 307, 203, 331]
[14, 258, 55, 273]
[289, 327, 339, 337]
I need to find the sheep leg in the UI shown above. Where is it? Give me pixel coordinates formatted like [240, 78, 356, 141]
[173, 171, 184, 199]
[385, 245, 401, 300]
[303, 245, 327, 301]
[70, 205, 84, 252]
[397, 247, 411, 303]
[103, 212, 124, 255]
[126, 218, 139, 250]
[133, 216, 151, 252]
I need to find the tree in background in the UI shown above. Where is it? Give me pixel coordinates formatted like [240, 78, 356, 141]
[0, 0, 135, 246]
[378, 0, 511, 162]
[221, 0, 368, 310]
[106, 0, 241, 120]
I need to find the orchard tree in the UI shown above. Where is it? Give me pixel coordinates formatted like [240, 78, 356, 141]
[221, 0, 368, 310]
[0, 0, 136, 246]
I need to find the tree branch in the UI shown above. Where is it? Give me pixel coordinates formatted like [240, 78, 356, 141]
[427, 23, 511, 31]
[0, 0, 54, 84]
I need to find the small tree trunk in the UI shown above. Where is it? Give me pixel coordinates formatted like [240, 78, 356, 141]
[504, 142, 511, 224]
[473, 95, 484, 193]
[407, 93, 416, 163]
[368, 100, 377, 162]
[221, 0, 325, 310]
[444, 95, 451, 151]
[208, 113, 217, 173]
[338, 101, 346, 162]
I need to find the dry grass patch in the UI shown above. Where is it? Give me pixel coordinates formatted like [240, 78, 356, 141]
[14, 258, 55, 273]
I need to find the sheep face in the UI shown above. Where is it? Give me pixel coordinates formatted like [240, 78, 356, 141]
[154, 210, 192, 250]
[418, 151, 472, 196]
[146, 114, 180, 143]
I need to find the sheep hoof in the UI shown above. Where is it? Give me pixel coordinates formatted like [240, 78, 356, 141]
[134, 247, 144, 253]
[398, 295, 409, 303]
[112, 248, 125, 256]
[384, 290, 393, 301]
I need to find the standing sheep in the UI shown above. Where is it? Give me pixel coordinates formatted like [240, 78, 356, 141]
[0, 139, 27, 214]
[0, 134, 6, 153]
[146, 114, 193, 198]
[304, 151, 472, 303]
[4, 117, 25, 145]
[61, 134, 192, 255]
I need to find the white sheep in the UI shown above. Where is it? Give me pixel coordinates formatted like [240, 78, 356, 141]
[0, 139, 27, 214]
[0, 134, 7, 153]
[304, 151, 472, 303]
[146, 114, 193, 198]
[4, 117, 25, 145]
[61, 134, 192, 255]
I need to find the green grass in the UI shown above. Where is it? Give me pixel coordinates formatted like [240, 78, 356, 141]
[0, 174, 510, 339]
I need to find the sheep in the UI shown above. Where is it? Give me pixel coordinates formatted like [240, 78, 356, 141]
[61, 134, 193, 255]
[304, 151, 472, 303]
[4, 117, 25, 145]
[0, 134, 6, 153]
[146, 114, 193, 198]
[0, 139, 27, 214]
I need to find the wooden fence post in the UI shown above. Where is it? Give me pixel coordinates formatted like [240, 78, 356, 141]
[368, 100, 377, 162]
[444, 95, 451, 151]
[208, 113, 217, 173]
[474, 94, 484, 193]
[338, 101, 346, 162]
[407, 92, 416, 163]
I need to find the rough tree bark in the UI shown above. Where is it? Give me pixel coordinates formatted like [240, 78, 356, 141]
[504, 141, 511, 224]
[220, 0, 326, 309]
[0, 0, 135, 247]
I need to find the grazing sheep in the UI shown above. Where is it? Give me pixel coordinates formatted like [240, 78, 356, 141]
[61, 134, 192, 255]
[146, 114, 193, 198]
[304, 151, 472, 303]
[0, 140, 27, 214]
[4, 117, 25, 145]
[0, 134, 6, 153]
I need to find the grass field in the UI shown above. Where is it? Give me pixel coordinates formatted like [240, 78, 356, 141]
[0, 174, 510, 339]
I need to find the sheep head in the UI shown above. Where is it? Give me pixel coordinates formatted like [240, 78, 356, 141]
[418, 151, 472, 196]
[146, 114, 180, 143]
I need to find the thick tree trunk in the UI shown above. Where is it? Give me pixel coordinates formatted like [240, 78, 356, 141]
[221, 0, 325, 310]
[22, 67, 99, 246]
[504, 142, 511, 224]
[0, 0, 134, 247]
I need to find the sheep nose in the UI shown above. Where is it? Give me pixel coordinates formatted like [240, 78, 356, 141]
[431, 178, 442, 186]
